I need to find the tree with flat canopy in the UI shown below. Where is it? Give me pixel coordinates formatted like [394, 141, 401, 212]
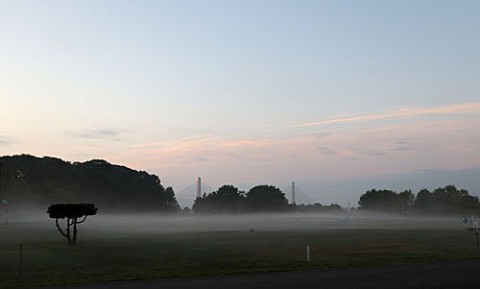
[47, 203, 97, 245]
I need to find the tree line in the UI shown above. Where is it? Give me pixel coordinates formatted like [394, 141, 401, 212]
[0, 155, 340, 214]
[358, 185, 480, 214]
[3, 155, 478, 215]
[192, 184, 341, 213]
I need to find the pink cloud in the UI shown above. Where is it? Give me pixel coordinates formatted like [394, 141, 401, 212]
[82, 110, 479, 190]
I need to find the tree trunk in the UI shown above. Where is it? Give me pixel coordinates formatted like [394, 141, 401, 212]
[66, 218, 73, 245]
[55, 218, 73, 245]
[72, 217, 78, 245]
[54, 216, 90, 245]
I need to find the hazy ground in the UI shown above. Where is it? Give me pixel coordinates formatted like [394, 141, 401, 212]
[0, 208, 476, 288]
[39, 260, 480, 289]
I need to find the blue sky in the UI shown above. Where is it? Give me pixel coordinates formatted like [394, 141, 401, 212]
[1, 0, 479, 206]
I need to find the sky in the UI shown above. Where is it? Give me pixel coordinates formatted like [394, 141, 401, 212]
[1, 0, 479, 206]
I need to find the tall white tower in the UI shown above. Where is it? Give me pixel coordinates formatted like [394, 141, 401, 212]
[291, 181, 296, 205]
[197, 177, 202, 198]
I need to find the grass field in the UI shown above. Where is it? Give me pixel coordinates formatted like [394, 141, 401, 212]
[0, 212, 477, 288]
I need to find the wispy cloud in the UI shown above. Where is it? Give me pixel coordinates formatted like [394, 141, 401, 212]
[392, 140, 412, 152]
[291, 102, 480, 128]
[222, 139, 275, 148]
[0, 136, 13, 146]
[131, 134, 215, 150]
[71, 129, 123, 140]
[318, 147, 337, 155]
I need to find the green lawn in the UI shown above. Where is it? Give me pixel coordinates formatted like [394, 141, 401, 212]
[0, 214, 477, 288]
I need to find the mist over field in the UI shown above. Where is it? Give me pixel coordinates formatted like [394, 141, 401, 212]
[2, 205, 476, 289]
[92, 214, 465, 235]
[4, 205, 465, 234]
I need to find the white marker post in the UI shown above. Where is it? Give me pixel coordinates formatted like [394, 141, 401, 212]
[19, 242, 23, 281]
[306, 245, 310, 262]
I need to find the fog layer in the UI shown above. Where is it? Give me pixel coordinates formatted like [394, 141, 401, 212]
[3, 207, 465, 235]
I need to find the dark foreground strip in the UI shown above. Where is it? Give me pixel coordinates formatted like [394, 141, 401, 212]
[39, 260, 480, 289]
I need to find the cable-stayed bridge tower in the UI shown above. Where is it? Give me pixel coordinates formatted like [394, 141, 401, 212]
[283, 181, 315, 205]
[291, 181, 296, 205]
[197, 177, 201, 199]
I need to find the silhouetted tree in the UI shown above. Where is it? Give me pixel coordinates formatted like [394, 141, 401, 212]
[214, 185, 245, 212]
[192, 193, 214, 213]
[47, 203, 97, 245]
[428, 185, 480, 213]
[245, 185, 288, 212]
[358, 189, 400, 211]
[398, 189, 415, 212]
[413, 188, 432, 211]
[162, 187, 181, 212]
[192, 185, 245, 213]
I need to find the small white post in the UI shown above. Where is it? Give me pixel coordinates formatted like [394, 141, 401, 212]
[19, 242, 23, 280]
[306, 245, 310, 262]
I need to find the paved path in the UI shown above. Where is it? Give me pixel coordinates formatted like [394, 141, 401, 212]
[41, 260, 480, 289]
